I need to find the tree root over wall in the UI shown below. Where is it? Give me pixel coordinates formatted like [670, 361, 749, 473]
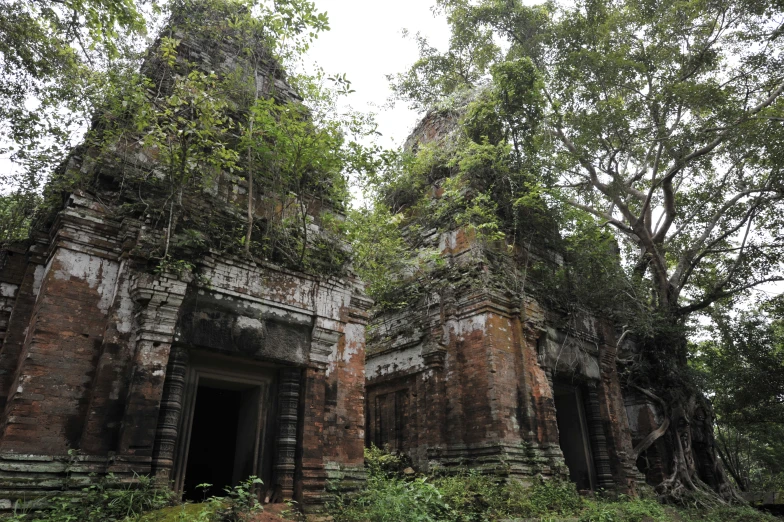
[625, 348, 746, 508]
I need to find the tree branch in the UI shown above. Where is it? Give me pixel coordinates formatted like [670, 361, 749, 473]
[678, 276, 784, 315]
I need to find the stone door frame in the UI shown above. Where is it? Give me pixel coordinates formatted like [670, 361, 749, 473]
[172, 349, 278, 495]
[553, 381, 598, 490]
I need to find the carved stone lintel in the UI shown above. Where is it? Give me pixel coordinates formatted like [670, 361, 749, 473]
[152, 345, 190, 483]
[584, 386, 615, 489]
[273, 368, 301, 499]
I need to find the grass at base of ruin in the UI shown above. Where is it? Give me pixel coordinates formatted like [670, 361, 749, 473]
[3, 449, 779, 521]
[324, 447, 779, 522]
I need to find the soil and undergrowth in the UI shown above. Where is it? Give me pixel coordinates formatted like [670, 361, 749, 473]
[4, 448, 778, 522]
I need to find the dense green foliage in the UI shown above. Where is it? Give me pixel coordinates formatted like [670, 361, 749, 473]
[390, 0, 784, 321]
[326, 447, 777, 522]
[2, 0, 380, 279]
[5, 452, 780, 522]
[349, 93, 565, 311]
[8, 474, 267, 522]
[0, 0, 371, 266]
[355, 0, 784, 504]
[0, 0, 148, 237]
[691, 297, 784, 491]
[7, 474, 173, 522]
[4, 0, 784, 512]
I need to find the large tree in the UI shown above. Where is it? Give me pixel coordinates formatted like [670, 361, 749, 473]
[0, 0, 333, 243]
[391, 0, 784, 504]
[0, 0, 148, 241]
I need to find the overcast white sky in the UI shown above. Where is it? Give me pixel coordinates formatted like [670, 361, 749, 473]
[303, 0, 451, 147]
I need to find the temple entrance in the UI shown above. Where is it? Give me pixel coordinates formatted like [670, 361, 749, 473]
[172, 354, 277, 500]
[183, 386, 242, 500]
[372, 389, 409, 451]
[554, 383, 597, 490]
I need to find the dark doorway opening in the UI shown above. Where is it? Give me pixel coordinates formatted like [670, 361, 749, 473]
[554, 384, 596, 491]
[172, 360, 277, 502]
[184, 386, 242, 500]
[373, 389, 409, 451]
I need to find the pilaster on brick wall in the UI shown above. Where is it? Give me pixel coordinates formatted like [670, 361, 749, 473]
[0, 191, 128, 454]
[274, 367, 301, 500]
[298, 365, 328, 513]
[80, 256, 139, 454]
[291, 289, 370, 515]
[151, 344, 190, 483]
[310, 324, 341, 368]
[115, 271, 189, 459]
[348, 293, 372, 327]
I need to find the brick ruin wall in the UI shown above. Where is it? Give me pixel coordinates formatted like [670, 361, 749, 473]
[365, 108, 650, 494]
[0, 189, 370, 514]
[0, 7, 667, 514]
[364, 227, 644, 493]
[0, 3, 371, 515]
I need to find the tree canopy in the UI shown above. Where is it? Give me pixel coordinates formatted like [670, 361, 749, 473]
[392, 0, 784, 321]
[380, 0, 784, 503]
[0, 0, 341, 244]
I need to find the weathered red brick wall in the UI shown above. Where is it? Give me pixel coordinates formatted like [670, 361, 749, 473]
[298, 366, 327, 508]
[0, 248, 120, 453]
[514, 304, 558, 448]
[323, 320, 366, 465]
[0, 6, 371, 515]
[366, 223, 641, 491]
[80, 260, 137, 454]
[367, 291, 570, 479]
[0, 194, 370, 515]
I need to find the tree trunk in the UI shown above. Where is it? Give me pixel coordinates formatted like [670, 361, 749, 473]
[626, 328, 744, 506]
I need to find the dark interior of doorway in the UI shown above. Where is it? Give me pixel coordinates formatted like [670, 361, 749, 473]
[183, 386, 242, 501]
[554, 384, 596, 491]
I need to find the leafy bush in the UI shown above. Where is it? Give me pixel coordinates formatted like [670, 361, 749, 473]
[363, 445, 410, 477]
[8, 474, 265, 522]
[332, 476, 449, 522]
[432, 471, 507, 521]
[208, 476, 264, 522]
[328, 448, 781, 522]
[331, 447, 585, 522]
[503, 477, 583, 518]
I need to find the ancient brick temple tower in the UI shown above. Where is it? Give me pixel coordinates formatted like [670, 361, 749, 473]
[0, 2, 369, 514]
[364, 109, 644, 493]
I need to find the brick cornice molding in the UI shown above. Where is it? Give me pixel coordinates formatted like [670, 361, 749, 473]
[47, 192, 124, 261]
[347, 293, 373, 325]
[129, 272, 190, 343]
[455, 290, 520, 320]
[310, 324, 341, 368]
